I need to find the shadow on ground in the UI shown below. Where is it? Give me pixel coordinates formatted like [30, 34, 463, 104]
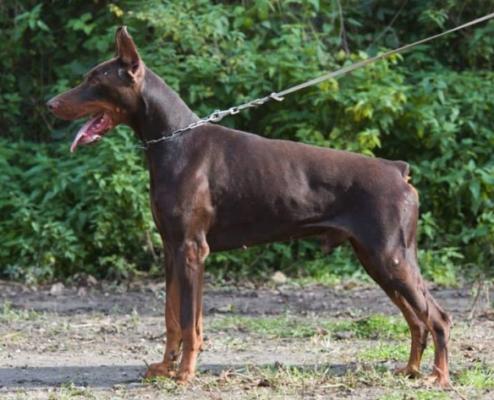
[0, 362, 358, 389]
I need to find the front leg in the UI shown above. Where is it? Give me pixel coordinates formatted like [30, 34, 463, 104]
[145, 256, 182, 378]
[176, 238, 209, 384]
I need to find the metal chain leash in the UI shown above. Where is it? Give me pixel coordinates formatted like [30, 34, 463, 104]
[142, 11, 494, 148]
[141, 92, 285, 147]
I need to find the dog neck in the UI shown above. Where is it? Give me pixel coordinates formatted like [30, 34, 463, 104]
[131, 67, 199, 143]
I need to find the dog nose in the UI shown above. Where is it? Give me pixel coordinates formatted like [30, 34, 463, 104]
[46, 98, 59, 112]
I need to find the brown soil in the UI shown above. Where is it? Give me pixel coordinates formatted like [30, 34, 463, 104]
[0, 279, 492, 399]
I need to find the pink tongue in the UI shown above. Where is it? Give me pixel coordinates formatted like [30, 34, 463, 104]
[70, 116, 102, 153]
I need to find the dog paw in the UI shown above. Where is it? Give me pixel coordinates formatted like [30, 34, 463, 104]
[422, 373, 451, 388]
[393, 365, 421, 378]
[144, 362, 176, 379]
[176, 370, 195, 384]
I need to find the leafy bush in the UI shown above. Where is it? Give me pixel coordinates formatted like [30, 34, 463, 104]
[0, 129, 157, 282]
[1, 1, 493, 283]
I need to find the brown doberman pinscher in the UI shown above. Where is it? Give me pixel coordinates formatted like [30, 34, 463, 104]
[47, 27, 452, 386]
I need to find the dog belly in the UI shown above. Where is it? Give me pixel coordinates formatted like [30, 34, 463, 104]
[206, 219, 334, 251]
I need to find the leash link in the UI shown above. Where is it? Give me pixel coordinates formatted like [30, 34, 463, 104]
[269, 92, 285, 102]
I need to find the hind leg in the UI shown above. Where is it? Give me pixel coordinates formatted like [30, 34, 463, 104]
[352, 241, 451, 387]
[388, 269, 450, 386]
[421, 287, 452, 387]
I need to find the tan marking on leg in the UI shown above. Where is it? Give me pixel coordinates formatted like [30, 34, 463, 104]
[175, 239, 208, 384]
[145, 261, 182, 379]
[391, 294, 428, 378]
[424, 297, 451, 388]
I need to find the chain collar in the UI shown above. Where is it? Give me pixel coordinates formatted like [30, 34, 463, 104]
[139, 92, 284, 149]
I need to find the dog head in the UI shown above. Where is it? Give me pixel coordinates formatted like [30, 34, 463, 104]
[47, 27, 145, 152]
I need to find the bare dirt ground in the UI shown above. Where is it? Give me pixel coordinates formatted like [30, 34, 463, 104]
[0, 279, 493, 399]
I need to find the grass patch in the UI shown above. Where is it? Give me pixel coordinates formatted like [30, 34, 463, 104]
[190, 363, 452, 397]
[203, 363, 357, 396]
[359, 342, 409, 362]
[142, 364, 348, 397]
[294, 273, 345, 286]
[0, 301, 42, 322]
[208, 314, 321, 338]
[346, 314, 409, 340]
[359, 343, 404, 362]
[457, 363, 494, 389]
[209, 313, 409, 340]
[358, 342, 434, 363]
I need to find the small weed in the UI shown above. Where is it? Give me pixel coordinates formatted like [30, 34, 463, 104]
[379, 390, 451, 400]
[48, 383, 96, 399]
[129, 307, 141, 329]
[46, 321, 72, 337]
[1, 329, 26, 347]
[144, 376, 184, 394]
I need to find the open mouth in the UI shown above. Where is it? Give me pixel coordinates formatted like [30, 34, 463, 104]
[70, 113, 115, 152]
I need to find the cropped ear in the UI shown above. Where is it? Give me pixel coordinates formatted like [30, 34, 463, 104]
[115, 26, 144, 83]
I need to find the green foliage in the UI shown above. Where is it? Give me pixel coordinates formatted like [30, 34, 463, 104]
[1, 1, 493, 282]
[0, 129, 157, 282]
